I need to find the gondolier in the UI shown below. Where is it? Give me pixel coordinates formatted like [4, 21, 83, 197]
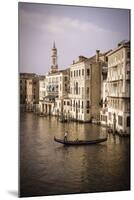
[64, 131, 68, 141]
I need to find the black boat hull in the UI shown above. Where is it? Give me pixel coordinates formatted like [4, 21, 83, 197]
[54, 136, 107, 145]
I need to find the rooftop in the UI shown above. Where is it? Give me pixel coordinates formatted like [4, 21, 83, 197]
[107, 40, 130, 56]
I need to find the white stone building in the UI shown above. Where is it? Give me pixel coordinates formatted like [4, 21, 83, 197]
[44, 69, 69, 116]
[106, 41, 130, 135]
[42, 42, 70, 116]
[69, 51, 103, 122]
[38, 76, 46, 113]
[99, 51, 111, 126]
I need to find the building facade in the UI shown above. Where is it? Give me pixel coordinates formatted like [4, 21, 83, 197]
[69, 51, 104, 122]
[20, 73, 36, 111]
[20, 73, 39, 112]
[44, 69, 70, 116]
[99, 52, 110, 126]
[106, 41, 130, 135]
[20, 78, 27, 105]
[26, 78, 33, 111]
[38, 76, 46, 114]
[37, 42, 70, 116]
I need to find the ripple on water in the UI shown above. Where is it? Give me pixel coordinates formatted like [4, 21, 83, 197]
[20, 113, 130, 197]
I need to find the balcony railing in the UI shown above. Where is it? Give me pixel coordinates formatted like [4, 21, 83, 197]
[107, 74, 123, 81]
[107, 92, 129, 98]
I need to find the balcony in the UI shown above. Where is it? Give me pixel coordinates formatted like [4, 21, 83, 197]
[107, 76, 118, 82]
[118, 92, 129, 98]
[107, 74, 124, 82]
[107, 91, 129, 98]
[107, 91, 119, 97]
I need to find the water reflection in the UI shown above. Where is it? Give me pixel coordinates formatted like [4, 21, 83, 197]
[20, 113, 130, 197]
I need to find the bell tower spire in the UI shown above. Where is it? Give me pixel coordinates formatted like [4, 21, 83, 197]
[53, 40, 55, 49]
[51, 41, 58, 73]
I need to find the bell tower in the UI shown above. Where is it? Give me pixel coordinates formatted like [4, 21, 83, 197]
[51, 41, 58, 73]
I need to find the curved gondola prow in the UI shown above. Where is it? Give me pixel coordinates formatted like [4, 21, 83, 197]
[54, 136, 57, 142]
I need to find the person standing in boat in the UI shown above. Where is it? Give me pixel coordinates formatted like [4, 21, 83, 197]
[64, 131, 68, 141]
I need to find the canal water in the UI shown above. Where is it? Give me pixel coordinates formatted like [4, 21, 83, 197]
[20, 113, 130, 197]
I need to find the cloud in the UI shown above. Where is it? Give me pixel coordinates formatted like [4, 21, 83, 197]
[20, 8, 115, 35]
[42, 16, 111, 34]
[19, 6, 129, 74]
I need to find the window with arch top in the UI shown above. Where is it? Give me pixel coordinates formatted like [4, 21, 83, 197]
[76, 82, 78, 95]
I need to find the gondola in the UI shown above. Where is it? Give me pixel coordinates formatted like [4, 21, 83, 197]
[54, 136, 107, 145]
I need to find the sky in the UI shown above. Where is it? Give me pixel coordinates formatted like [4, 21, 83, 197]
[19, 2, 130, 75]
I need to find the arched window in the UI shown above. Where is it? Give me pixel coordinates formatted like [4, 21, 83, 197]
[87, 87, 89, 96]
[76, 82, 78, 95]
[78, 100, 80, 108]
[82, 101, 83, 109]
[74, 82, 75, 94]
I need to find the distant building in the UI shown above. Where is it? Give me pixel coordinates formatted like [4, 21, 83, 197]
[26, 78, 33, 111]
[38, 76, 46, 113]
[32, 76, 39, 112]
[20, 73, 39, 112]
[44, 69, 70, 116]
[50, 41, 58, 73]
[106, 41, 130, 135]
[20, 78, 27, 105]
[99, 50, 111, 126]
[37, 42, 70, 116]
[20, 73, 36, 111]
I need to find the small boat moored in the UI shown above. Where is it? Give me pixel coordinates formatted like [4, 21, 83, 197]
[54, 136, 107, 145]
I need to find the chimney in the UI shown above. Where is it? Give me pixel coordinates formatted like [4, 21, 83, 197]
[96, 50, 100, 62]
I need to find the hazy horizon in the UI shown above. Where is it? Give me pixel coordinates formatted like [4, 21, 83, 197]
[19, 3, 130, 75]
